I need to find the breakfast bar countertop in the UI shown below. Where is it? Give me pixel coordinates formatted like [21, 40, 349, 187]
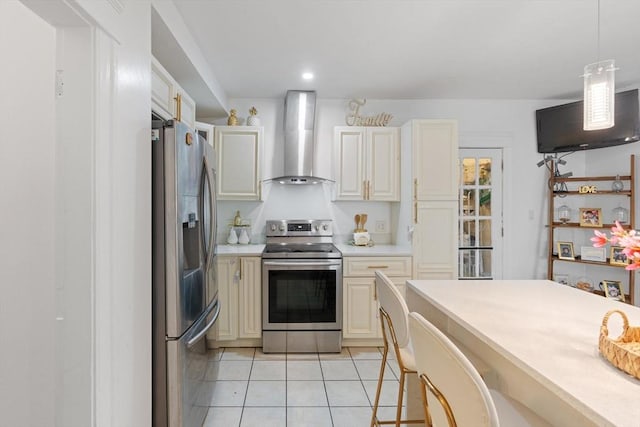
[406, 279, 640, 427]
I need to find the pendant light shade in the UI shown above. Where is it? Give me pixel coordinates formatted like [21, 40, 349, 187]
[583, 0, 616, 131]
[583, 59, 616, 130]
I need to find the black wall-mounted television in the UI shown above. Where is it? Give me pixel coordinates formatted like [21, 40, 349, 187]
[536, 89, 640, 153]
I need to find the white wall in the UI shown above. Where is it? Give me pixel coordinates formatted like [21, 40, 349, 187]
[0, 2, 56, 425]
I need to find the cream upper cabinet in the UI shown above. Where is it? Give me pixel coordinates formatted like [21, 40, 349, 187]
[151, 56, 196, 129]
[151, 57, 174, 120]
[402, 119, 459, 279]
[334, 126, 400, 201]
[175, 85, 196, 130]
[213, 256, 262, 342]
[214, 126, 263, 200]
[411, 120, 458, 200]
[342, 256, 411, 340]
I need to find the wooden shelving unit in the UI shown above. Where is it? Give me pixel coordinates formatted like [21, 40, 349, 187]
[546, 155, 636, 305]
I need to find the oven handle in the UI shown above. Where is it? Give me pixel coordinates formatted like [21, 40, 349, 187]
[263, 260, 341, 267]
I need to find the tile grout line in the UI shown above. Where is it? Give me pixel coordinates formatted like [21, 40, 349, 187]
[318, 351, 335, 427]
[237, 348, 256, 426]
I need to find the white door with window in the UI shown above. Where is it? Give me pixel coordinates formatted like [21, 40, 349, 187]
[459, 149, 503, 279]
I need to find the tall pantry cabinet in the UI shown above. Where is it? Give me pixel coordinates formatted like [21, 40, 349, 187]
[399, 120, 459, 279]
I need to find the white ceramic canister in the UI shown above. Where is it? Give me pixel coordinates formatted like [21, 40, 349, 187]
[238, 228, 250, 244]
[227, 228, 238, 244]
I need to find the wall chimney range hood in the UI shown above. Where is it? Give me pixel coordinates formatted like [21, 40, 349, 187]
[270, 90, 331, 185]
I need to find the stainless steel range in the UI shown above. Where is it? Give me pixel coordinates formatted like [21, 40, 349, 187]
[262, 219, 342, 353]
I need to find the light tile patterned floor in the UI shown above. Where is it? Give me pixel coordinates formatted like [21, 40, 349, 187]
[201, 347, 407, 427]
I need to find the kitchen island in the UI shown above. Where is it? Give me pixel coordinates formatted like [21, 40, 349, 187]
[405, 279, 640, 427]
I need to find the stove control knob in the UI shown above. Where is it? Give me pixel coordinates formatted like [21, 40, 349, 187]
[270, 224, 277, 232]
[314, 225, 320, 231]
[279, 224, 285, 232]
[322, 224, 329, 231]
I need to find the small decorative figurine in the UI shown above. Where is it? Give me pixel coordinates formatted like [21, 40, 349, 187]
[227, 109, 238, 126]
[233, 210, 242, 226]
[247, 106, 260, 126]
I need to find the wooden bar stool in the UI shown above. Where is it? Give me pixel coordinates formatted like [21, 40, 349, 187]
[408, 312, 551, 427]
[370, 271, 424, 427]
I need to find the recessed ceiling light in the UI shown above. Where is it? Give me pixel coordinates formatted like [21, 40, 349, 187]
[302, 72, 314, 81]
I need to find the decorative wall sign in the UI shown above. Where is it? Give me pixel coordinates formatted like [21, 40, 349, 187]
[345, 99, 393, 127]
[578, 185, 598, 194]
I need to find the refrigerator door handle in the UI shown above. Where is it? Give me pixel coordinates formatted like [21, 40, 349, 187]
[187, 299, 220, 348]
[202, 154, 216, 269]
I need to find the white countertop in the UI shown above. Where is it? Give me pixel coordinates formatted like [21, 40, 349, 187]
[406, 279, 640, 427]
[335, 244, 412, 257]
[216, 244, 265, 256]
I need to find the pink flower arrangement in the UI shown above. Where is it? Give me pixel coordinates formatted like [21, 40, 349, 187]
[591, 221, 640, 270]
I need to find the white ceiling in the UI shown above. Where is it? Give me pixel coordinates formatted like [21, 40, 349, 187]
[172, 0, 640, 102]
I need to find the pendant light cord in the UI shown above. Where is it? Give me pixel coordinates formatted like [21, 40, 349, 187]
[597, 0, 601, 62]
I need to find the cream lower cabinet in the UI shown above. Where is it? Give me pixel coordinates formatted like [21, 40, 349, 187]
[213, 256, 261, 343]
[342, 256, 411, 341]
[413, 200, 458, 279]
[214, 126, 263, 200]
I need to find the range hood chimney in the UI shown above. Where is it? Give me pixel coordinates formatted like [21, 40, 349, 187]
[271, 90, 330, 184]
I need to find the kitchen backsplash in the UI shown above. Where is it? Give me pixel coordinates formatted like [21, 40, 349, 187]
[216, 182, 394, 245]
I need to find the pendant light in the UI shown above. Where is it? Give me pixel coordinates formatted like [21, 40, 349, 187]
[583, 0, 616, 131]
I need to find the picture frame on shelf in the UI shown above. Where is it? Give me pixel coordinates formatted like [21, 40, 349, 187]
[557, 242, 575, 260]
[553, 273, 570, 286]
[602, 280, 625, 302]
[581, 246, 607, 262]
[579, 208, 602, 227]
[610, 246, 630, 266]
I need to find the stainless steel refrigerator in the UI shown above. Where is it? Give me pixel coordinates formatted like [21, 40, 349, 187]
[152, 120, 218, 427]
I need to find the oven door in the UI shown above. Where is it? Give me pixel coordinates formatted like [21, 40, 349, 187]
[262, 259, 342, 331]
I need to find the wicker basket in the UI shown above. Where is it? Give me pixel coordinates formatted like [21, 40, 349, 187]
[599, 310, 640, 380]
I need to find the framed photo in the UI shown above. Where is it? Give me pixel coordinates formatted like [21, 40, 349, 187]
[602, 280, 625, 302]
[557, 242, 575, 260]
[581, 246, 607, 262]
[553, 273, 570, 286]
[579, 208, 603, 227]
[610, 246, 630, 266]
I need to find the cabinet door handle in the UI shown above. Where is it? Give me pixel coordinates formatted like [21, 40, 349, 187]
[367, 265, 389, 269]
[367, 180, 371, 200]
[414, 202, 418, 224]
[174, 93, 182, 122]
[414, 178, 418, 200]
[363, 180, 368, 200]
